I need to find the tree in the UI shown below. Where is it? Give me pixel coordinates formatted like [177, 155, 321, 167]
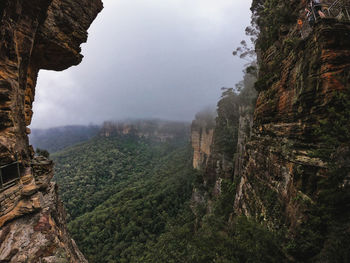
[36, 148, 50, 159]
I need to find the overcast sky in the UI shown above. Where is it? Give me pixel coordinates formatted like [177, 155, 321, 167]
[31, 0, 252, 129]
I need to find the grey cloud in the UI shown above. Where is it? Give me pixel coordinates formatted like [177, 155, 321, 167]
[31, 0, 252, 128]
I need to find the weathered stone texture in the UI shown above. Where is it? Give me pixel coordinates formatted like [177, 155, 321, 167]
[0, 0, 102, 167]
[0, 0, 102, 261]
[191, 127, 214, 170]
[235, 20, 350, 229]
[0, 158, 87, 262]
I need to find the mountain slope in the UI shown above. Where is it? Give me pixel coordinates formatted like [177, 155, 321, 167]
[52, 134, 198, 262]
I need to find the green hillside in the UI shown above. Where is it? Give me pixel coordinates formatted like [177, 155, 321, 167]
[52, 134, 198, 262]
[52, 133, 284, 263]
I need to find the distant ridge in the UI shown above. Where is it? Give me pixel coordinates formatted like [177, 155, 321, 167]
[30, 125, 100, 153]
[100, 119, 191, 142]
[30, 119, 191, 153]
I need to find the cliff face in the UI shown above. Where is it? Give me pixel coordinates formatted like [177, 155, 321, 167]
[191, 104, 254, 210]
[192, 1, 349, 259]
[191, 83, 256, 192]
[0, 0, 102, 166]
[233, 0, 350, 258]
[191, 125, 214, 170]
[190, 110, 216, 171]
[0, 0, 102, 261]
[235, 19, 350, 226]
[100, 120, 190, 142]
[234, 105, 254, 178]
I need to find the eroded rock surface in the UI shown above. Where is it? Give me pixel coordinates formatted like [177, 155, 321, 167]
[191, 1, 349, 258]
[232, 3, 350, 257]
[0, 0, 102, 165]
[0, 157, 88, 263]
[235, 19, 350, 229]
[0, 0, 102, 261]
[191, 126, 214, 170]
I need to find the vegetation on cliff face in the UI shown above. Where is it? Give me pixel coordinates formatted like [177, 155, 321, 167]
[251, 0, 298, 52]
[289, 89, 350, 260]
[190, 0, 350, 261]
[232, 0, 350, 261]
[216, 69, 257, 158]
[203, 65, 257, 185]
[213, 88, 240, 162]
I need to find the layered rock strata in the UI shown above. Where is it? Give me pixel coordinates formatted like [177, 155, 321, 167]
[191, 2, 349, 258]
[222, 0, 350, 255]
[235, 18, 350, 229]
[0, 0, 102, 166]
[0, 0, 102, 261]
[0, 157, 88, 262]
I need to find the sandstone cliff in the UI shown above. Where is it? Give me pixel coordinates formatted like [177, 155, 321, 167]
[0, 157, 88, 262]
[235, 15, 350, 258]
[191, 78, 256, 191]
[0, 0, 102, 261]
[191, 120, 214, 170]
[192, 0, 350, 260]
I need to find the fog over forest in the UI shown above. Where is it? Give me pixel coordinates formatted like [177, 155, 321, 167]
[31, 0, 252, 128]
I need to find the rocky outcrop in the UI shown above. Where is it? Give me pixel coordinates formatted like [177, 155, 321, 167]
[0, 0, 102, 166]
[190, 110, 216, 170]
[191, 87, 256, 186]
[191, 126, 214, 170]
[0, 0, 102, 261]
[0, 157, 88, 263]
[191, 88, 256, 210]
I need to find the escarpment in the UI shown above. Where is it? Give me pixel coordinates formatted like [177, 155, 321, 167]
[235, 18, 350, 224]
[0, 0, 102, 261]
[191, 117, 215, 170]
[0, 0, 102, 166]
[235, 17, 350, 258]
[191, 74, 256, 193]
[192, 0, 350, 260]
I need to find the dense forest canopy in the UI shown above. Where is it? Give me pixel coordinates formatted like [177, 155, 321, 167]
[52, 132, 284, 263]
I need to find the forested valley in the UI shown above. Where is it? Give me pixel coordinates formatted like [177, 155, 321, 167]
[43, 83, 284, 263]
[49, 135, 283, 263]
